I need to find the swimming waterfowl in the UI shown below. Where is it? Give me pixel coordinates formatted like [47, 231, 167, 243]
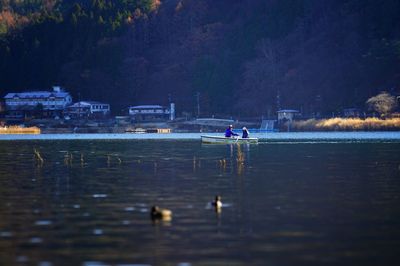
[151, 205, 172, 221]
[212, 195, 222, 208]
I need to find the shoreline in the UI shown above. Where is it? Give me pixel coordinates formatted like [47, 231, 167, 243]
[2, 117, 400, 134]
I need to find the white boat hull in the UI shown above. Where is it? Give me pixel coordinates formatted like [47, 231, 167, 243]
[201, 135, 258, 144]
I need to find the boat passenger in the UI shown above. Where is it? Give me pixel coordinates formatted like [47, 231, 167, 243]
[225, 125, 239, 138]
[242, 127, 249, 138]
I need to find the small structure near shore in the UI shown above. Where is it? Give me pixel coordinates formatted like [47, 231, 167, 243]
[64, 101, 110, 119]
[128, 104, 175, 122]
[259, 119, 275, 132]
[125, 127, 171, 133]
[277, 109, 300, 123]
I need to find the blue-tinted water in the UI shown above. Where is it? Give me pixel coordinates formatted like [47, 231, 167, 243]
[0, 133, 400, 265]
[0, 131, 400, 141]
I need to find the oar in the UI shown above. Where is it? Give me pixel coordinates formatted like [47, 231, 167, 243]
[235, 135, 240, 143]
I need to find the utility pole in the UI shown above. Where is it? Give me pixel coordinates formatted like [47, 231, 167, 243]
[276, 90, 281, 111]
[78, 92, 81, 119]
[195, 91, 200, 118]
[168, 93, 175, 121]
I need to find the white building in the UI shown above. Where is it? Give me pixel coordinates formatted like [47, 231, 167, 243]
[3, 86, 72, 119]
[277, 109, 299, 122]
[128, 104, 174, 121]
[64, 101, 110, 119]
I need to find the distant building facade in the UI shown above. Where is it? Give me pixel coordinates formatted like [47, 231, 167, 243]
[3, 86, 72, 120]
[128, 104, 175, 122]
[64, 101, 110, 119]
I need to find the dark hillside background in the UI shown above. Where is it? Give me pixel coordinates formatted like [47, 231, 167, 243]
[1, 0, 400, 117]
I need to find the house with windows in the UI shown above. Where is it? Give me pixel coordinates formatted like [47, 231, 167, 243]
[3, 86, 72, 120]
[64, 101, 110, 119]
[128, 104, 175, 122]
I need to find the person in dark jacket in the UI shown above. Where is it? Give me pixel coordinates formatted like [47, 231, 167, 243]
[225, 125, 239, 138]
[242, 127, 249, 138]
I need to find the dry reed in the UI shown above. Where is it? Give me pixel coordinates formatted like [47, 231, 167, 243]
[236, 144, 245, 164]
[291, 118, 400, 131]
[64, 152, 73, 166]
[0, 126, 40, 134]
[33, 149, 44, 164]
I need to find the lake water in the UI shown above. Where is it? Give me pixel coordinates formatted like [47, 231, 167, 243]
[1, 131, 400, 141]
[1, 132, 400, 265]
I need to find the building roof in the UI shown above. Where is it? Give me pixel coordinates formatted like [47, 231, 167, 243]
[69, 102, 91, 108]
[277, 109, 299, 113]
[129, 105, 165, 109]
[69, 101, 109, 107]
[4, 91, 70, 99]
[83, 101, 109, 105]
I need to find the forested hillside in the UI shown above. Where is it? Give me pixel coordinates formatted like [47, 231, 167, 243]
[1, 0, 400, 117]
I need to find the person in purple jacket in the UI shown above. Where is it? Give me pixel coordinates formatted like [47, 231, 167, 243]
[225, 125, 239, 138]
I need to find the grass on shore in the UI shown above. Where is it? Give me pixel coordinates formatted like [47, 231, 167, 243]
[291, 117, 400, 131]
[0, 126, 41, 134]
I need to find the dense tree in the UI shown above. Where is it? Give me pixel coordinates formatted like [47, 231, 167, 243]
[1, 0, 400, 116]
[366, 92, 397, 117]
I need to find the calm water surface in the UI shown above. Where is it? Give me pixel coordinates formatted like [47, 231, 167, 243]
[1, 133, 400, 265]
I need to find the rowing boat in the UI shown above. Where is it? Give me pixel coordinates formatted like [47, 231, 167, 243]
[201, 135, 258, 144]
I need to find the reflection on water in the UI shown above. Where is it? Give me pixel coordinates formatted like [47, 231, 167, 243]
[0, 139, 400, 265]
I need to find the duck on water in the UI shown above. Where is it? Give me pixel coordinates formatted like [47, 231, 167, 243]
[151, 206, 172, 221]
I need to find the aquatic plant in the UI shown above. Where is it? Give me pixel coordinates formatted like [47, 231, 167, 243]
[64, 152, 73, 166]
[33, 149, 44, 166]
